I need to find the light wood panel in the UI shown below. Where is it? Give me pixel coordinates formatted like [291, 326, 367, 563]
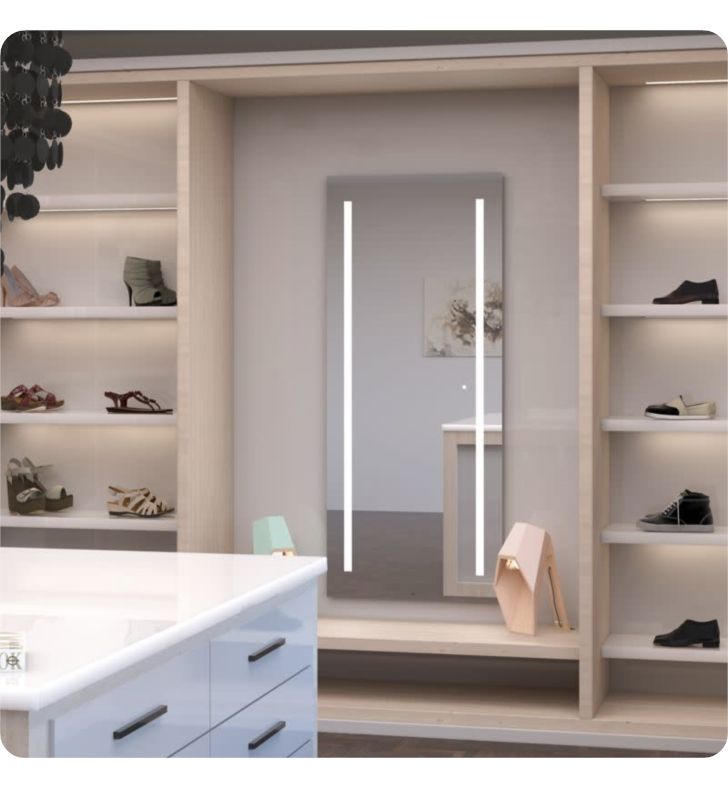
[318, 617, 579, 660]
[62, 48, 725, 96]
[176, 82, 234, 553]
[318, 680, 727, 747]
[0, 710, 28, 757]
[578, 66, 612, 719]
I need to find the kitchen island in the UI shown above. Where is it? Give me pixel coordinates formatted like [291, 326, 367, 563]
[0, 548, 326, 758]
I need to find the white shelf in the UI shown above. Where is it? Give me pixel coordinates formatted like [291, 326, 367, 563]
[602, 182, 728, 202]
[602, 304, 728, 318]
[603, 634, 727, 664]
[602, 417, 728, 433]
[318, 617, 579, 660]
[0, 510, 177, 532]
[35, 192, 176, 213]
[0, 306, 177, 320]
[602, 524, 728, 546]
[0, 410, 176, 426]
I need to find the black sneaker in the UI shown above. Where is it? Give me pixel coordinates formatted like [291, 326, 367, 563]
[638, 490, 714, 533]
[654, 619, 720, 648]
[653, 279, 719, 305]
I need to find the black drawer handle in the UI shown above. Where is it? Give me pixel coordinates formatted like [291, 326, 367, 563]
[248, 720, 286, 751]
[113, 704, 168, 740]
[248, 637, 286, 663]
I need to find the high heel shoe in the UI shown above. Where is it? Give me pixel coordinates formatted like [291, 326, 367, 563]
[123, 257, 176, 306]
[1, 266, 59, 307]
[21, 457, 74, 512]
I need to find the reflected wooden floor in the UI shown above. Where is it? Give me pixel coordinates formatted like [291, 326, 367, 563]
[318, 733, 705, 758]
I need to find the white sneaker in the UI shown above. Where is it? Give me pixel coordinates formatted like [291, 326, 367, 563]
[645, 395, 716, 420]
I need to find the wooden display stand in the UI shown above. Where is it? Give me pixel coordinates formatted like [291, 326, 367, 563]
[494, 522, 571, 635]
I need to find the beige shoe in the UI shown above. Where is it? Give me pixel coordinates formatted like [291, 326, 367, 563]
[645, 395, 716, 420]
[107, 486, 174, 518]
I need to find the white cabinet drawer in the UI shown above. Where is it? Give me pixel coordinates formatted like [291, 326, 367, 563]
[210, 585, 315, 725]
[289, 739, 314, 758]
[210, 668, 315, 758]
[171, 734, 209, 758]
[51, 644, 209, 758]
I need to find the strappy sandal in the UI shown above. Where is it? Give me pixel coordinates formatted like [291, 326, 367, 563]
[104, 390, 173, 414]
[1, 384, 64, 412]
[21, 457, 74, 512]
[107, 485, 174, 518]
[5, 459, 45, 514]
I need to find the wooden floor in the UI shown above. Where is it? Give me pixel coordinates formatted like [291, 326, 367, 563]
[318, 733, 706, 758]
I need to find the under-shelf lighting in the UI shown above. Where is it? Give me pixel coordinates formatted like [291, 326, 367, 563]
[63, 97, 177, 105]
[39, 207, 177, 213]
[644, 79, 728, 85]
[644, 198, 726, 202]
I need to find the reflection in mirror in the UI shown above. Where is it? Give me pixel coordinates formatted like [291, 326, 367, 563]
[326, 175, 503, 600]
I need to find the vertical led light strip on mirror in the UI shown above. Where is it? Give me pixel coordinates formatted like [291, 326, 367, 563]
[475, 198, 485, 577]
[343, 200, 353, 572]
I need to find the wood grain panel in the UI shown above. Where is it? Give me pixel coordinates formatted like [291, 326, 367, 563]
[578, 66, 611, 719]
[176, 82, 234, 552]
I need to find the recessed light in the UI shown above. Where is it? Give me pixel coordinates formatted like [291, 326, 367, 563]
[644, 79, 727, 86]
[63, 97, 177, 105]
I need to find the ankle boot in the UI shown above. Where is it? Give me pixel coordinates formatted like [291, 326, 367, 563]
[123, 257, 163, 306]
[145, 259, 177, 306]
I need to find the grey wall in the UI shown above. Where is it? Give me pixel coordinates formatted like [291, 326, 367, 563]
[233, 88, 578, 623]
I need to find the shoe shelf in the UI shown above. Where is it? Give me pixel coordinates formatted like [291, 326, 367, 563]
[318, 617, 579, 660]
[602, 417, 728, 433]
[318, 680, 725, 751]
[34, 192, 177, 213]
[0, 306, 177, 320]
[602, 634, 727, 664]
[602, 524, 728, 547]
[601, 182, 728, 202]
[0, 510, 177, 532]
[601, 304, 728, 318]
[0, 410, 176, 426]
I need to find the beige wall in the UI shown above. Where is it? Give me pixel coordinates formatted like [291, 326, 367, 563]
[233, 88, 579, 623]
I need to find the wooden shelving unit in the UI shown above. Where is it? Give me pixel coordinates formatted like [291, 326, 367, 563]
[1, 86, 233, 552]
[602, 523, 728, 546]
[578, 55, 727, 752]
[318, 617, 579, 660]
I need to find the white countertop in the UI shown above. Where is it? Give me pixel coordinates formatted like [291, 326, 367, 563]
[0, 548, 326, 711]
[441, 414, 502, 432]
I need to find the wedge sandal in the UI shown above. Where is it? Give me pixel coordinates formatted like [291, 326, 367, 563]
[107, 485, 174, 518]
[21, 457, 73, 512]
[104, 390, 173, 414]
[5, 459, 45, 514]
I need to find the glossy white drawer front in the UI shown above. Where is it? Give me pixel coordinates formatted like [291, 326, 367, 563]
[171, 734, 210, 758]
[51, 644, 209, 758]
[210, 668, 315, 758]
[289, 739, 314, 758]
[210, 585, 315, 725]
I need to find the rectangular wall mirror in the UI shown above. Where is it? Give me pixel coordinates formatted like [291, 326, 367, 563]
[326, 174, 504, 601]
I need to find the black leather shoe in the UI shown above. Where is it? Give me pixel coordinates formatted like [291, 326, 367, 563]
[654, 619, 720, 648]
[653, 279, 719, 305]
[638, 490, 714, 532]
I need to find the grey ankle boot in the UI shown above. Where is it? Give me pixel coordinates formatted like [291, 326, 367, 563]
[123, 257, 163, 306]
[145, 259, 177, 306]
